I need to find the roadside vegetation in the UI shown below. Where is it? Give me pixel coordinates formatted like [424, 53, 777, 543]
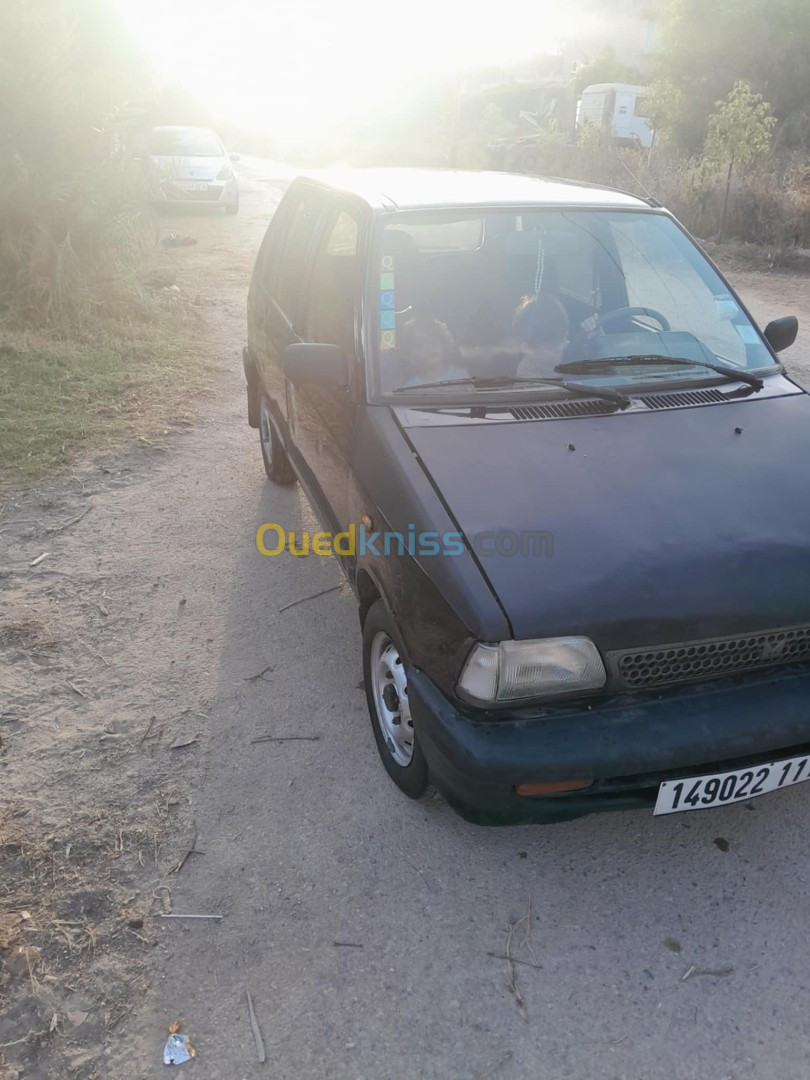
[0, 328, 203, 483]
[579, 0, 810, 256]
[284, 0, 810, 263]
[2, 0, 808, 491]
[0, 0, 208, 488]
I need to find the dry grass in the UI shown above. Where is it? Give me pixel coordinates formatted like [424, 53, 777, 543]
[0, 305, 212, 489]
[0, 616, 60, 654]
[0, 801, 165, 1074]
[493, 127, 810, 261]
[562, 140, 810, 261]
[0, 578, 204, 1077]
[0, 1, 215, 495]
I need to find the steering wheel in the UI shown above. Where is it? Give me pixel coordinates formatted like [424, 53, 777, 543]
[597, 306, 671, 332]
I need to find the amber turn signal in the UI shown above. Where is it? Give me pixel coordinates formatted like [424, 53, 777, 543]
[514, 779, 592, 797]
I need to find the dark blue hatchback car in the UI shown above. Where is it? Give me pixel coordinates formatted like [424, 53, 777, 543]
[243, 168, 810, 825]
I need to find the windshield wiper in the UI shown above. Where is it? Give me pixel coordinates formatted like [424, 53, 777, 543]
[392, 374, 631, 407]
[557, 354, 764, 391]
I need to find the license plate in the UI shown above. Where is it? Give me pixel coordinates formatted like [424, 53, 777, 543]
[654, 753, 810, 815]
[179, 181, 209, 192]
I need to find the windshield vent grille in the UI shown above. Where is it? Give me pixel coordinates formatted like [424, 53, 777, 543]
[509, 400, 618, 421]
[641, 388, 727, 410]
[613, 625, 810, 690]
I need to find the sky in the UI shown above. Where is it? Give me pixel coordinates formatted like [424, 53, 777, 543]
[116, 0, 576, 141]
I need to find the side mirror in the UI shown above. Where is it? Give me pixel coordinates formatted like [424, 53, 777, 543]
[763, 316, 798, 353]
[229, 152, 241, 162]
[282, 343, 348, 388]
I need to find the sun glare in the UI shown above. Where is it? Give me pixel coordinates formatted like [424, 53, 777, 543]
[116, 0, 572, 141]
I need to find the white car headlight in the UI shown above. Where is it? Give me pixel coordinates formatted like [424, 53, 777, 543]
[457, 637, 606, 704]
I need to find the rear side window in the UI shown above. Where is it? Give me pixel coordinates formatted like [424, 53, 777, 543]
[305, 209, 361, 360]
[272, 192, 325, 321]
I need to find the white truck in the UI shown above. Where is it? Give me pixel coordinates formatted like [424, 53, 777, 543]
[577, 83, 654, 148]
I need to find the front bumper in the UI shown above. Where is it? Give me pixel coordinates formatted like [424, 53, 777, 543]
[409, 666, 810, 825]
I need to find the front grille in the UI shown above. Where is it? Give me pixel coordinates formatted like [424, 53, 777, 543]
[510, 399, 618, 421]
[613, 625, 810, 690]
[640, 388, 727, 409]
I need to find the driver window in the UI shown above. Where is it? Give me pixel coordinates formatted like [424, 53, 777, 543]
[273, 194, 324, 323]
[305, 209, 360, 361]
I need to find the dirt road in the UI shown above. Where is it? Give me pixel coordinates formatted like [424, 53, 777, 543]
[3, 160, 810, 1079]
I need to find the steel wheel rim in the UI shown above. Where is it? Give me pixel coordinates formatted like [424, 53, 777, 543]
[259, 400, 273, 464]
[370, 631, 414, 767]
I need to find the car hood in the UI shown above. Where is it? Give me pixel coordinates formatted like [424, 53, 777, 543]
[149, 154, 225, 181]
[401, 390, 810, 649]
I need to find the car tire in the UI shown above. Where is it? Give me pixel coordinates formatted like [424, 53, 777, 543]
[225, 190, 240, 215]
[259, 397, 296, 484]
[362, 599, 429, 800]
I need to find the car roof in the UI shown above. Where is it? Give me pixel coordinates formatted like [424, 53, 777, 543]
[296, 168, 651, 212]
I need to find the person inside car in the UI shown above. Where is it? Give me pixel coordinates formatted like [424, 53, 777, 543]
[398, 313, 468, 387]
[513, 294, 570, 378]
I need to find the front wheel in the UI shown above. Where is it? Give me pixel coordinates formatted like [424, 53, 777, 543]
[259, 398, 296, 484]
[362, 600, 429, 799]
[225, 190, 240, 215]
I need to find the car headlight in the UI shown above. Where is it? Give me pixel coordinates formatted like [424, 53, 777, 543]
[457, 637, 606, 704]
[216, 165, 233, 180]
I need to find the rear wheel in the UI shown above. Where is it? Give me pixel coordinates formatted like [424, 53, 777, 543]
[259, 398, 296, 484]
[362, 599, 429, 799]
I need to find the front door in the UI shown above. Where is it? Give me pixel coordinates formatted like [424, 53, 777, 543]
[253, 187, 327, 434]
[288, 202, 366, 563]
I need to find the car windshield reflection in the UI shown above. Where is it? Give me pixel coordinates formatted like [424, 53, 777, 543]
[371, 209, 777, 398]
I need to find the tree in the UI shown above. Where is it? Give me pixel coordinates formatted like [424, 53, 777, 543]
[655, 0, 810, 152]
[455, 103, 519, 169]
[641, 79, 684, 154]
[705, 81, 775, 240]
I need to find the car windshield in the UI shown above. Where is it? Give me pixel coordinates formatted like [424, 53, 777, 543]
[149, 129, 223, 157]
[370, 209, 777, 398]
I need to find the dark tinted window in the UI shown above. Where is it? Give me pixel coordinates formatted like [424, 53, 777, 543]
[305, 209, 360, 359]
[273, 193, 325, 321]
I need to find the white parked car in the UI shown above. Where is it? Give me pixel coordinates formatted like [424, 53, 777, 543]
[147, 126, 240, 213]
